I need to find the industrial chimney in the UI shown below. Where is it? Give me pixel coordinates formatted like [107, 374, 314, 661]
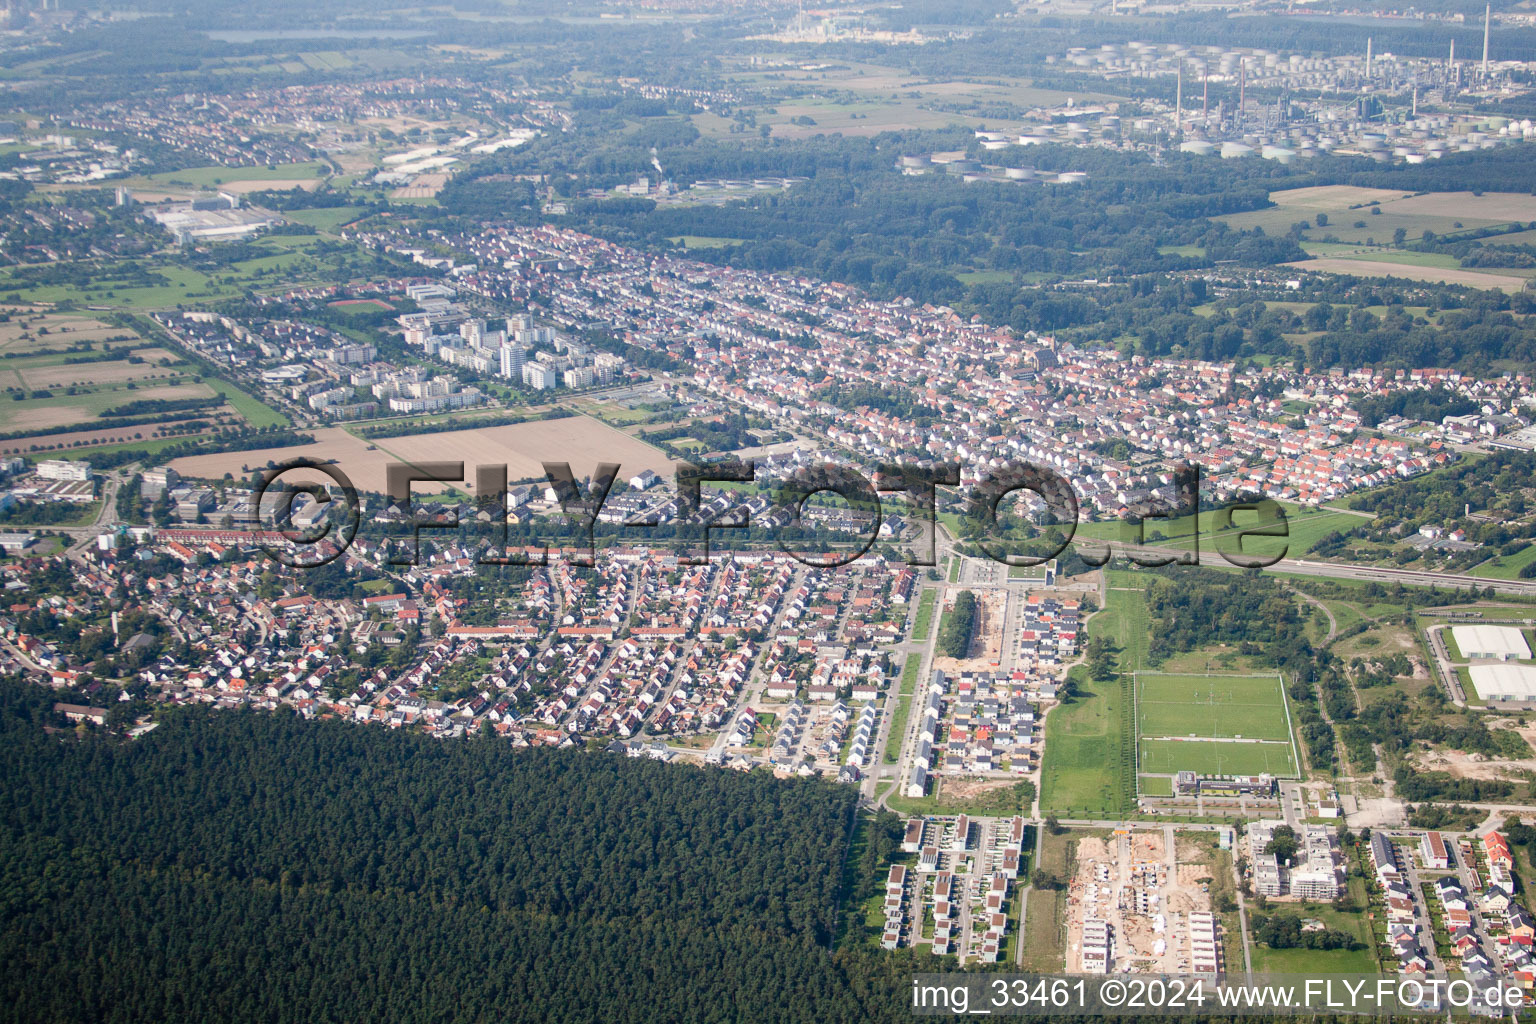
[1482, 3, 1491, 73]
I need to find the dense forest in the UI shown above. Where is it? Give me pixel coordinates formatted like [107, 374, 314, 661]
[536, 139, 1308, 308]
[0, 681, 937, 1023]
[1143, 570, 1307, 668]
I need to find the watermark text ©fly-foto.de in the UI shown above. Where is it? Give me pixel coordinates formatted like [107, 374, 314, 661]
[246, 456, 1291, 570]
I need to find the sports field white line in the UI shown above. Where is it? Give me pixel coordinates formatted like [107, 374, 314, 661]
[1132, 671, 1301, 779]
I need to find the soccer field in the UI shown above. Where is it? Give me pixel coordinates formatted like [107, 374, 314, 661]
[1136, 673, 1292, 741]
[1138, 738, 1298, 776]
[1135, 672, 1300, 782]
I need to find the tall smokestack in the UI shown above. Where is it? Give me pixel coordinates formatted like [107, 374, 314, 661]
[1412, 87, 1418, 117]
[1449, 37, 1455, 68]
[1175, 63, 1182, 130]
[1366, 37, 1373, 79]
[1483, 3, 1491, 73]
[1202, 64, 1209, 127]
[1239, 59, 1246, 114]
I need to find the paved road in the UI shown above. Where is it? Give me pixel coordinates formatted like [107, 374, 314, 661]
[1108, 532, 1536, 596]
[1399, 852, 1445, 976]
[1424, 622, 1469, 705]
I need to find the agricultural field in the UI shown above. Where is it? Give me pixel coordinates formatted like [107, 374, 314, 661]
[1282, 258, 1531, 293]
[0, 311, 137, 358]
[168, 415, 680, 494]
[1135, 672, 1299, 781]
[138, 161, 330, 192]
[1215, 186, 1536, 290]
[666, 235, 744, 249]
[0, 381, 218, 434]
[0, 427, 202, 460]
[9, 349, 180, 389]
[1221, 185, 1531, 242]
[381, 418, 678, 484]
[0, 311, 271, 445]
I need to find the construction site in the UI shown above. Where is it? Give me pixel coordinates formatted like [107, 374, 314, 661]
[1064, 829, 1223, 976]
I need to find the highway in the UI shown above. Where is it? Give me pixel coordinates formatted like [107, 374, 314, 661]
[1106, 533, 1536, 596]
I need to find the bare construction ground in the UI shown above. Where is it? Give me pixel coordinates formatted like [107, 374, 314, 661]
[1411, 719, 1536, 781]
[933, 588, 1007, 672]
[1064, 830, 1215, 975]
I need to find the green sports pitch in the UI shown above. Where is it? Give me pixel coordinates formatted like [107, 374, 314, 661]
[1135, 672, 1300, 780]
[1136, 673, 1292, 741]
[1138, 738, 1298, 776]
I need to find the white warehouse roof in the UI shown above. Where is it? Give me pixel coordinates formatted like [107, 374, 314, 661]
[1453, 625, 1531, 661]
[1470, 663, 1536, 702]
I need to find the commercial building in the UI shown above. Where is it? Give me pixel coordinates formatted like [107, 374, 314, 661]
[1469, 663, 1536, 702]
[1175, 771, 1276, 796]
[141, 467, 180, 497]
[1453, 625, 1531, 661]
[36, 460, 91, 483]
[149, 202, 277, 242]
